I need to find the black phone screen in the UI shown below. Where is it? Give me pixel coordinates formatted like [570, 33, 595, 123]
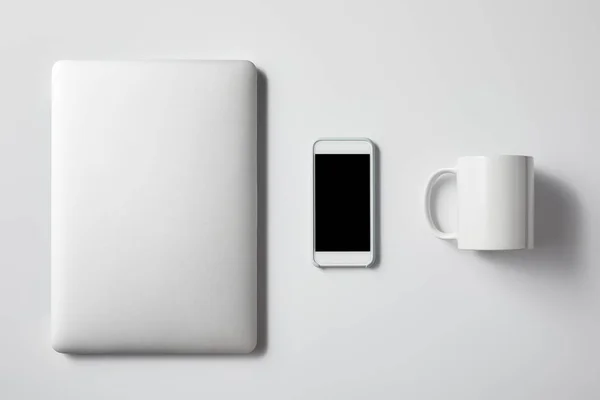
[314, 154, 371, 252]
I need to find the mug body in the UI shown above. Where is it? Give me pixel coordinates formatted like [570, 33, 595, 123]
[456, 156, 534, 250]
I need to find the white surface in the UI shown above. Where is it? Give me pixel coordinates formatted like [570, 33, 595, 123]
[1, 0, 600, 398]
[426, 155, 534, 250]
[313, 139, 375, 267]
[51, 60, 257, 353]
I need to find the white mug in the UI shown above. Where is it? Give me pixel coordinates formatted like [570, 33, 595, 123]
[425, 155, 534, 250]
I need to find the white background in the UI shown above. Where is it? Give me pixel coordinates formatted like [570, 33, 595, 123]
[1, 0, 600, 398]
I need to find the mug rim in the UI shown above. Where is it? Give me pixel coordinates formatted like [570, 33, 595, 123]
[458, 155, 533, 160]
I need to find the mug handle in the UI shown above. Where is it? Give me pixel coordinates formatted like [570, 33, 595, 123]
[425, 168, 457, 240]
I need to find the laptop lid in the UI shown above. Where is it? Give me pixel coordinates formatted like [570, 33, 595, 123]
[51, 60, 257, 354]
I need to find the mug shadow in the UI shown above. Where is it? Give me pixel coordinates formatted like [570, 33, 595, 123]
[476, 171, 585, 282]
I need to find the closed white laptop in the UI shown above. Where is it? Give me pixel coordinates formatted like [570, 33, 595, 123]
[51, 60, 257, 354]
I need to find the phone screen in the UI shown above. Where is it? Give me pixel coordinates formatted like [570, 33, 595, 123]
[315, 154, 371, 252]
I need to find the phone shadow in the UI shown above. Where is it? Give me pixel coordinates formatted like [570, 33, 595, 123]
[316, 142, 381, 271]
[371, 143, 382, 269]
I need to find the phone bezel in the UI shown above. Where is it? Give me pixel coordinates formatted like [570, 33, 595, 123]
[312, 138, 375, 268]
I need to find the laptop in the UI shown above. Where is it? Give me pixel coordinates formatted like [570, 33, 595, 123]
[51, 60, 258, 354]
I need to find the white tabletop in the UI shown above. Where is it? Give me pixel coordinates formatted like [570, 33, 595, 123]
[1, 0, 599, 398]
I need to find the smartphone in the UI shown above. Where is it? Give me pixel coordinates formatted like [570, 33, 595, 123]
[313, 138, 375, 268]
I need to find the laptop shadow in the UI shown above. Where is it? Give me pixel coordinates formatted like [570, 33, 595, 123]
[66, 69, 269, 360]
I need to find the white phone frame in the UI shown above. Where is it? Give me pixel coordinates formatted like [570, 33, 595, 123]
[313, 138, 376, 268]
